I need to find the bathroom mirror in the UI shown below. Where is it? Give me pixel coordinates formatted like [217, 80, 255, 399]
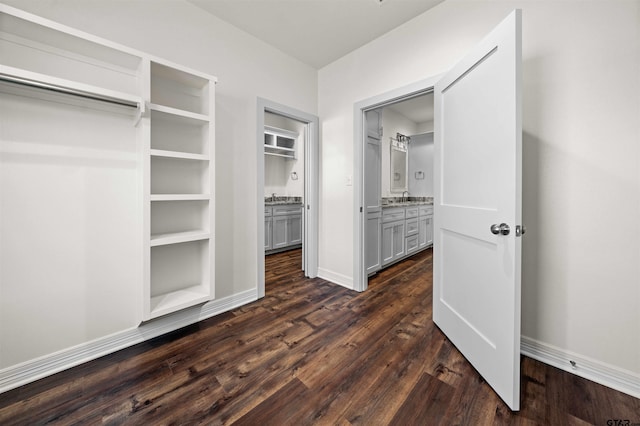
[390, 139, 408, 193]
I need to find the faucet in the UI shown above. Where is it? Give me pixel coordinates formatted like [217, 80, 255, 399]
[271, 192, 277, 202]
[402, 191, 409, 203]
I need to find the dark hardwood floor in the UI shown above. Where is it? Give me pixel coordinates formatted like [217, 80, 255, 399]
[1, 248, 638, 425]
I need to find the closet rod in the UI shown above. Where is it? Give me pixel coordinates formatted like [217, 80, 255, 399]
[0, 74, 138, 108]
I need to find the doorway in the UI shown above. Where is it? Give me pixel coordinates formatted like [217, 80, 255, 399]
[257, 98, 319, 298]
[353, 75, 441, 292]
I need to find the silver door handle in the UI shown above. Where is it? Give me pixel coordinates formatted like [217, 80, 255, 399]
[490, 223, 510, 236]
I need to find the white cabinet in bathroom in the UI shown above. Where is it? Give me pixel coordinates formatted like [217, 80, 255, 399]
[265, 207, 273, 250]
[381, 220, 406, 266]
[264, 126, 298, 159]
[272, 215, 289, 250]
[418, 205, 434, 250]
[381, 204, 433, 268]
[381, 207, 406, 266]
[267, 204, 302, 253]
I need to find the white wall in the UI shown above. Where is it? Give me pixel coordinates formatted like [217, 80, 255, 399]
[408, 132, 434, 197]
[0, 0, 317, 368]
[381, 107, 418, 197]
[264, 112, 305, 198]
[417, 120, 434, 134]
[318, 0, 640, 377]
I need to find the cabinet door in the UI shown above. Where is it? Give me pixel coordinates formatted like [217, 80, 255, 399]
[366, 211, 381, 274]
[288, 214, 302, 245]
[392, 222, 405, 260]
[272, 216, 288, 249]
[418, 216, 428, 249]
[406, 218, 419, 236]
[406, 234, 419, 255]
[426, 215, 433, 246]
[381, 222, 395, 266]
[265, 217, 272, 250]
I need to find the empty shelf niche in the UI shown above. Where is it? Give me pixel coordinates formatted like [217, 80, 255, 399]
[151, 200, 209, 246]
[0, 10, 141, 96]
[150, 156, 209, 196]
[150, 109, 208, 157]
[264, 126, 297, 159]
[149, 239, 211, 318]
[150, 61, 210, 115]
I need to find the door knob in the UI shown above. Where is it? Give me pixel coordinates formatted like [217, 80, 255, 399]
[490, 223, 510, 236]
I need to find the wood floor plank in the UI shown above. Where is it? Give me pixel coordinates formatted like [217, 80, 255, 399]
[389, 372, 456, 424]
[1, 247, 639, 426]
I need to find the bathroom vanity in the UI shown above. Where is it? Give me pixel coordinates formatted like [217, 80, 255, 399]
[380, 200, 433, 268]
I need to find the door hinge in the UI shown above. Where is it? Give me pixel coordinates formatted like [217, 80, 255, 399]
[360, 207, 363, 213]
[516, 225, 526, 237]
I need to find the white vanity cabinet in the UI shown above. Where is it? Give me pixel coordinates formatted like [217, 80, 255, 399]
[418, 205, 434, 249]
[265, 207, 273, 250]
[268, 204, 302, 252]
[381, 204, 433, 268]
[405, 207, 419, 255]
[381, 207, 406, 266]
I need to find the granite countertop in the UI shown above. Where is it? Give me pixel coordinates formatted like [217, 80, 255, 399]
[265, 196, 303, 206]
[381, 197, 433, 208]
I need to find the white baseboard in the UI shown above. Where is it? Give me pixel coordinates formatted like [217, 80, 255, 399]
[0, 289, 257, 394]
[521, 335, 640, 399]
[317, 267, 353, 290]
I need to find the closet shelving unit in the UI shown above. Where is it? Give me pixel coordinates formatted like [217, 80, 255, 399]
[0, 4, 217, 322]
[264, 125, 298, 159]
[146, 60, 215, 320]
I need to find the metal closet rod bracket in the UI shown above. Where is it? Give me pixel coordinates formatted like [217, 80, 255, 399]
[133, 101, 147, 127]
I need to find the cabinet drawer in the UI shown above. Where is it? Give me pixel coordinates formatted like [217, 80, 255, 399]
[273, 205, 302, 216]
[419, 206, 433, 216]
[265, 206, 272, 217]
[406, 234, 419, 254]
[405, 207, 419, 219]
[382, 207, 405, 223]
[405, 218, 419, 236]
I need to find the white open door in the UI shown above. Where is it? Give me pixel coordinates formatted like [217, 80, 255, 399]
[433, 10, 522, 410]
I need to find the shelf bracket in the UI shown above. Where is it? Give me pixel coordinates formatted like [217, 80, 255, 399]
[134, 101, 147, 127]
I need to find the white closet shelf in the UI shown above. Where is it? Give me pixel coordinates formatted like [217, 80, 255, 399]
[264, 144, 294, 152]
[264, 125, 298, 139]
[265, 151, 296, 159]
[150, 230, 210, 247]
[0, 65, 141, 108]
[150, 194, 211, 201]
[149, 285, 210, 319]
[150, 149, 209, 161]
[148, 103, 209, 123]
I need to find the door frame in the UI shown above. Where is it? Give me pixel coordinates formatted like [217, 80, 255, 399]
[257, 97, 319, 298]
[353, 75, 441, 292]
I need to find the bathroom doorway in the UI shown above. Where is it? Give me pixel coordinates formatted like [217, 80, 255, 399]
[353, 75, 440, 292]
[257, 98, 319, 298]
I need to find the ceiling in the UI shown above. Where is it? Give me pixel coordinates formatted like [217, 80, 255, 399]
[387, 92, 434, 124]
[188, 0, 444, 69]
